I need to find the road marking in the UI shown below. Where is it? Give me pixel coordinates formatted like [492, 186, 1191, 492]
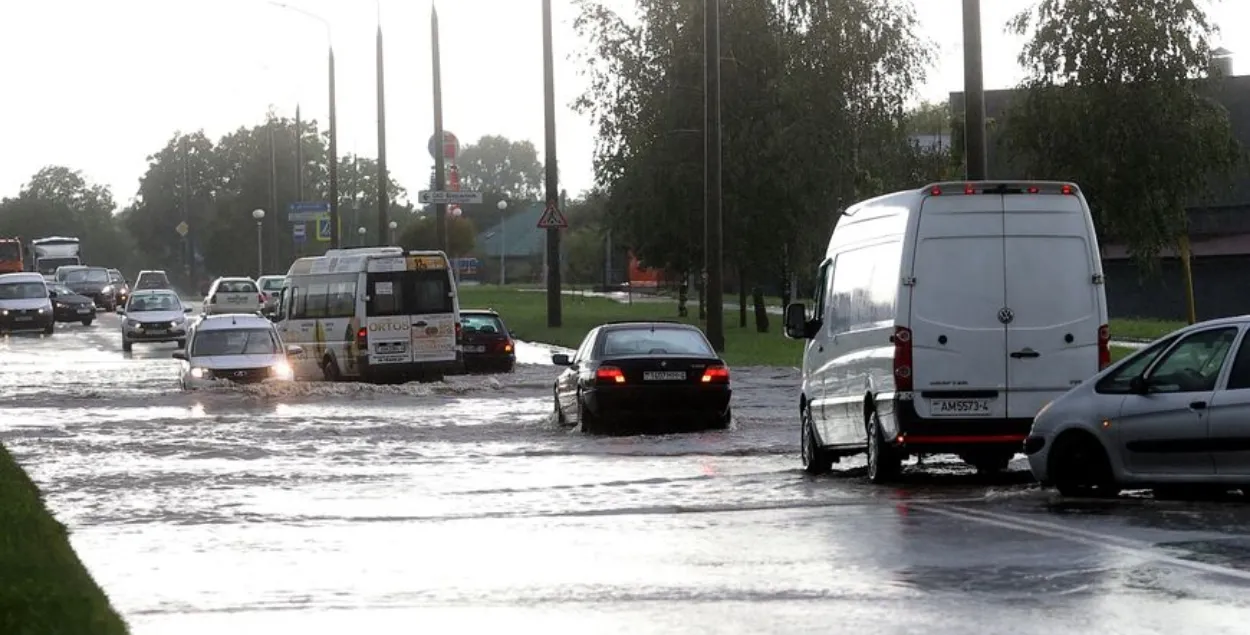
[916, 502, 1250, 582]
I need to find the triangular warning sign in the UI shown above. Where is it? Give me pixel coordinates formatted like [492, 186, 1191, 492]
[536, 201, 568, 229]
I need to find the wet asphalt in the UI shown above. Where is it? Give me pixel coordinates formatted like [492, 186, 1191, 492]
[2, 311, 1250, 634]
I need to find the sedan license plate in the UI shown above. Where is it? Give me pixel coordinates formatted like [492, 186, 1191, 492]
[77, 308, 90, 314]
[644, 371, 686, 381]
[14, 316, 32, 322]
[464, 345, 485, 353]
[930, 399, 992, 416]
[142, 328, 167, 335]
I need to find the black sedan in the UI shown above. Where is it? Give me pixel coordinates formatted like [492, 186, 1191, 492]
[552, 321, 732, 434]
[460, 309, 516, 373]
[47, 283, 97, 325]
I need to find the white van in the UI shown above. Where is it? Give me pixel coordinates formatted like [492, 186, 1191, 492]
[784, 181, 1109, 483]
[273, 247, 463, 382]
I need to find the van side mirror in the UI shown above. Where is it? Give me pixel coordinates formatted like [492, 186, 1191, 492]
[172, 351, 188, 361]
[784, 303, 812, 339]
[551, 353, 571, 366]
[116, 307, 125, 315]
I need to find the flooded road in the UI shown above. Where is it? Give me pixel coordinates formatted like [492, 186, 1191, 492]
[4, 312, 1250, 633]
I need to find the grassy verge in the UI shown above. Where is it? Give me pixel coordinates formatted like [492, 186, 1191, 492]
[1109, 318, 1185, 341]
[0, 444, 128, 635]
[460, 287, 803, 367]
[1110, 345, 1138, 363]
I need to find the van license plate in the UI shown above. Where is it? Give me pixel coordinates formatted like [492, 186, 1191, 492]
[644, 371, 686, 381]
[930, 399, 991, 416]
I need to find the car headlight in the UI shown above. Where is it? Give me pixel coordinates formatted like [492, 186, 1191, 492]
[270, 361, 294, 380]
[0, 309, 7, 316]
[190, 367, 209, 379]
[101, 285, 113, 294]
[37, 307, 48, 314]
[126, 318, 139, 327]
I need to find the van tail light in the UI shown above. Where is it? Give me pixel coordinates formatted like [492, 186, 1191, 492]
[357, 326, 368, 347]
[595, 366, 626, 384]
[1062, 184, 1074, 195]
[701, 365, 730, 384]
[1027, 186, 1040, 194]
[1098, 324, 1111, 370]
[455, 321, 462, 342]
[502, 339, 514, 353]
[963, 183, 976, 194]
[893, 326, 913, 392]
[929, 186, 942, 196]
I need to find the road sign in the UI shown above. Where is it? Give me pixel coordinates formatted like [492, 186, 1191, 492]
[288, 201, 330, 222]
[293, 223, 307, 244]
[315, 215, 332, 242]
[175, 221, 189, 237]
[427, 131, 460, 161]
[418, 190, 483, 205]
[537, 201, 568, 229]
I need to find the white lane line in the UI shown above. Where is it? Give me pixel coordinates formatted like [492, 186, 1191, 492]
[914, 502, 1250, 582]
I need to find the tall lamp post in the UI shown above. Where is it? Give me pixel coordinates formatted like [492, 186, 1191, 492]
[252, 209, 266, 277]
[497, 199, 508, 285]
[270, 2, 340, 248]
[388, 220, 398, 245]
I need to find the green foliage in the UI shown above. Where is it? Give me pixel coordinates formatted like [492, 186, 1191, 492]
[0, 166, 134, 272]
[564, 226, 606, 284]
[1005, 0, 1242, 267]
[456, 135, 544, 201]
[573, 0, 933, 294]
[0, 443, 129, 635]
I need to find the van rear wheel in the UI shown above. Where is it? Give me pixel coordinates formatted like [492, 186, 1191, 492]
[866, 411, 902, 484]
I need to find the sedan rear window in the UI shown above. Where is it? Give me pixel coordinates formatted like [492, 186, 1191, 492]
[462, 314, 505, 334]
[599, 327, 714, 357]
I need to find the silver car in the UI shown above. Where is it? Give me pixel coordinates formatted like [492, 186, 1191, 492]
[1027, 317, 1249, 497]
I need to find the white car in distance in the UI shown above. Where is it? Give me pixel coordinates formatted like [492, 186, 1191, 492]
[173, 313, 302, 389]
[120, 289, 193, 352]
[203, 277, 263, 315]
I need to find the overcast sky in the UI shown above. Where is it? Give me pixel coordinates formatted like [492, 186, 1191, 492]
[1, 0, 1245, 209]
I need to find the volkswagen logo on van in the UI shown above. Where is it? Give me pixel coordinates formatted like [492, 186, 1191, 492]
[997, 307, 1015, 324]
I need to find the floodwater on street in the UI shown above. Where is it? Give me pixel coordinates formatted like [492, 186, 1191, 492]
[4, 312, 1250, 634]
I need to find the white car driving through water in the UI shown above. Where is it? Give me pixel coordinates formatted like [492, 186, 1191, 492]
[174, 313, 302, 389]
[120, 289, 193, 351]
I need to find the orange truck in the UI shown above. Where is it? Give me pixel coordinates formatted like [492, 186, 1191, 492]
[0, 238, 23, 274]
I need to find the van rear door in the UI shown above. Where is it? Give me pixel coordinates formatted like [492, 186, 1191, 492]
[907, 193, 1008, 419]
[1002, 192, 1104, 419]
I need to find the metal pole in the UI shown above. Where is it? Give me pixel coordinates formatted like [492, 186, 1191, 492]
[329, 46, 341, 248]
[295, 105, 303, 258]
[962, 0, 987, 180]
[431, 6, 448, 253]
[256, 221, 263, 278]
[542, 0, 562, 327]
[181, 135, 192, 287]
[268, 119, 278, 273]
[500, 213, 507, 286]
[376, 18, 390, 241]
[704, 0, 724, 351]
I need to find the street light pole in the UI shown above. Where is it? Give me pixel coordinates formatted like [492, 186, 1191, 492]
[962, 0, 987, 180]
[431, 5, 448, 254]
[542, 0, 562, 327]
[497, 199, 508, 285]
[375, 0, 390, 242]
[704, 0, 724, 351]
[252, 209, 266, 277]
[270, 2, 339, 248]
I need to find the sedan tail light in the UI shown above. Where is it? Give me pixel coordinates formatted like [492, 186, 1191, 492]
[595, 366, 626, 384]
[701, 365, 730, 384]
[1098, 324, 1111, 370]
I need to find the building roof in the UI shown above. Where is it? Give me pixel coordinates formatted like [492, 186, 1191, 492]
[477, 203, 547, 258]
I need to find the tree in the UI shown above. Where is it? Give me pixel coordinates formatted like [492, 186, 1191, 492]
[0, 166, 132, 271]
[399, 215, 476, 257]
[1005, 0, 1242, 280]
[574, 0, 931, 318]
[564, 226, 605, 285]
[456, 135, 544, 201]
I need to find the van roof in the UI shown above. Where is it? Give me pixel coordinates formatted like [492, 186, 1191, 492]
[920, 180, 1080, 196]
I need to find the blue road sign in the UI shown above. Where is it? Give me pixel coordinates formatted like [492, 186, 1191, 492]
[293, 223, 307, 244]
[288, 201, 330, 222]
[315, 215, 332, 242]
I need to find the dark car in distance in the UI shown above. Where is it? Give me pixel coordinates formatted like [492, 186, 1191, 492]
[63, 266, 118, 311]
[108, 269, 131, 307]
[460, 309, 516, 373]
[46, 282, 97, 325]
[552, 321, 732, 435]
